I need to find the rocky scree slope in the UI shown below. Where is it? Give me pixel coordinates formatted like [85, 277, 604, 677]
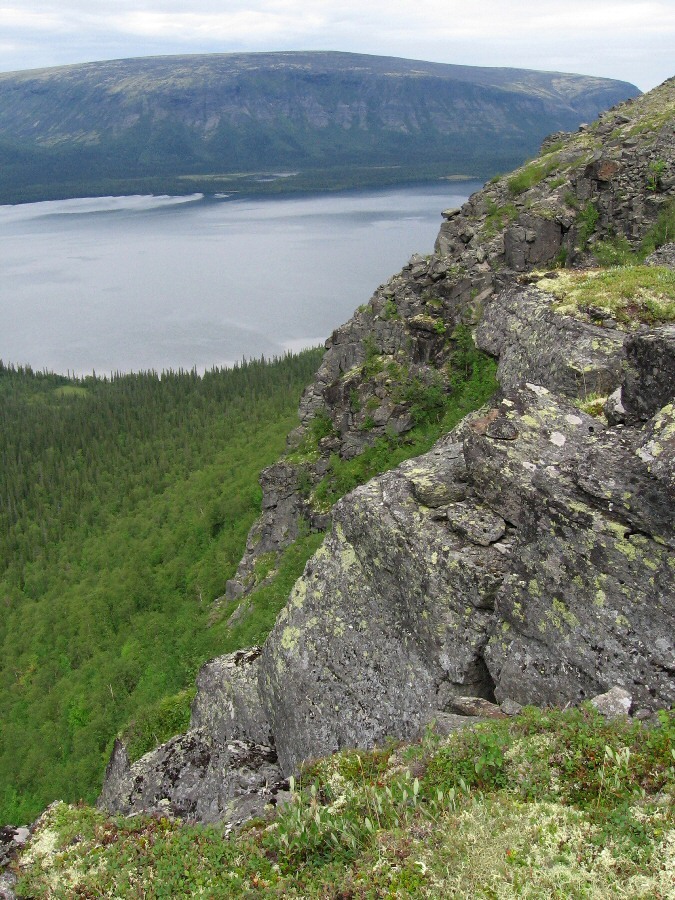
[98, 79, 675, 826]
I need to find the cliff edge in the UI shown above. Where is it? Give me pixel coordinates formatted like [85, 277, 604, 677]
[99, 78, 675, 826]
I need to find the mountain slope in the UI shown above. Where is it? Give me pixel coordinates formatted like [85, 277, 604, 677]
[3, 75, 674, 900]
[0, 51, 639, 202]
[94, 76, 674, 822]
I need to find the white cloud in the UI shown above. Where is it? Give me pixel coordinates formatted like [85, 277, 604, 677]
[0, 0, 672, 88]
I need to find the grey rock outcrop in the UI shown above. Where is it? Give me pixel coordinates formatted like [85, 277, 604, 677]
[258, 385, 673, 772]
[191, 647, 272, 746]
[99, 650, 286, 825]
[258, 441, 509, 773]
[475, 284, 625, 398]
[0, 826, 29, 900]
[622, 326, 675, 422]
[100, 79, 675, 827]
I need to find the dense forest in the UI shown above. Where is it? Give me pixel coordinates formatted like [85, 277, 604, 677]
[0, 352, 326, 823]
[0, 330, 499, 826]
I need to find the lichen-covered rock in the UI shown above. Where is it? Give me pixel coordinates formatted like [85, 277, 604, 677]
[639, 402, 675, 489]
[191, 647, 272, 747]
[1, 823, 33, 898]
[475, 284, 625, 399]
[259, 438, 510, 774]
[98, 728, 283, 825]
[260, 380, 673, 775]
[473, 388, 675, 710]
[97, 739, 131, 814]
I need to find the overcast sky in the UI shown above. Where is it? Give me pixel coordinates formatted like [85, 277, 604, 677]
[1, 1, 673, 92]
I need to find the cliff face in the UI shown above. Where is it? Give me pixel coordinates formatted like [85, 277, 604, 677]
[99, 79, 674, 826]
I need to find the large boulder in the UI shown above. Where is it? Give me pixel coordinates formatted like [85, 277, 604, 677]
[258, 437, 511, 774]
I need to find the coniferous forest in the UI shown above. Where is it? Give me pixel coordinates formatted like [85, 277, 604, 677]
[0, 351, 324, 823]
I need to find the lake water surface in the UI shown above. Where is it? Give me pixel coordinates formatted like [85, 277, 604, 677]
[0, 183, 479, 375]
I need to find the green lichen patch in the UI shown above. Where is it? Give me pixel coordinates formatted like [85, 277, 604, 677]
[539, 265, 675, 328]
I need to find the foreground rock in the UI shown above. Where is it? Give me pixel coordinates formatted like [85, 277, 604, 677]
[98, 651, 287, 826]
[0, 826, 29, 900]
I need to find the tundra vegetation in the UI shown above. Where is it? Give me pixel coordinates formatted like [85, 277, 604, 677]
[15, 707, 674, 898]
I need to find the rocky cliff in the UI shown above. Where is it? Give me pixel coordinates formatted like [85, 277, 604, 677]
[99, 78, 674, 827]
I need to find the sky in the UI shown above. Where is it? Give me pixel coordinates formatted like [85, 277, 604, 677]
[0, 1, 673, 92]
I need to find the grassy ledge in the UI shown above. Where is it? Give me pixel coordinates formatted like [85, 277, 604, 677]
[14, 706, 674, 898]
[538, 265, 675, 328]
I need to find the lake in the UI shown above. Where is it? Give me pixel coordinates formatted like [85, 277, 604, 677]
[0, 182, 480, 375]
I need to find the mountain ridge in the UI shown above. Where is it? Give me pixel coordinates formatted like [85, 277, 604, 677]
[0, 51, 639, 203]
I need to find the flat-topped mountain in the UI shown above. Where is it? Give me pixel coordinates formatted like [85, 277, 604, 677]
[0, 51, 639, 202]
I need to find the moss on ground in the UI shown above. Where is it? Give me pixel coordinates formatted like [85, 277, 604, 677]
[539, 265, 675, 328]
[15, 707, 674, 898]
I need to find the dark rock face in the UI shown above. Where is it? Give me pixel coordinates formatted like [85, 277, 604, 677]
[622, 327, 675, 422]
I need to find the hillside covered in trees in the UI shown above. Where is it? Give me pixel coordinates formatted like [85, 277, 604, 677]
[0, 353, 326, 823]
[0, 51, 639, 203]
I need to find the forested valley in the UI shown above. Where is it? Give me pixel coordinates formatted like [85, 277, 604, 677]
[0, 351, 325, 823]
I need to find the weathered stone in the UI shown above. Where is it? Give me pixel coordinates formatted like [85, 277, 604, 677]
[590, 686, 633, 719]
[604, 387, 627, 425]
[98, 728, 283, 825]
[500, 698, 524, 716]
[0, 871, 17, 900]
[476, 285, 625, 400]
[470, 388, 675, 710]
[0, 826, 29, 871]
[417, 712, 486, 738]
[97, 739, 131, 814]
[443, 501, 507, 546]
[191, 648, 272, 747]
[486, 418, 519, 441]
[646, 241, 675, 269]
[638, 402, 675, 491]
[405, 444, 467, 507]
[446, 696, 508, 719]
